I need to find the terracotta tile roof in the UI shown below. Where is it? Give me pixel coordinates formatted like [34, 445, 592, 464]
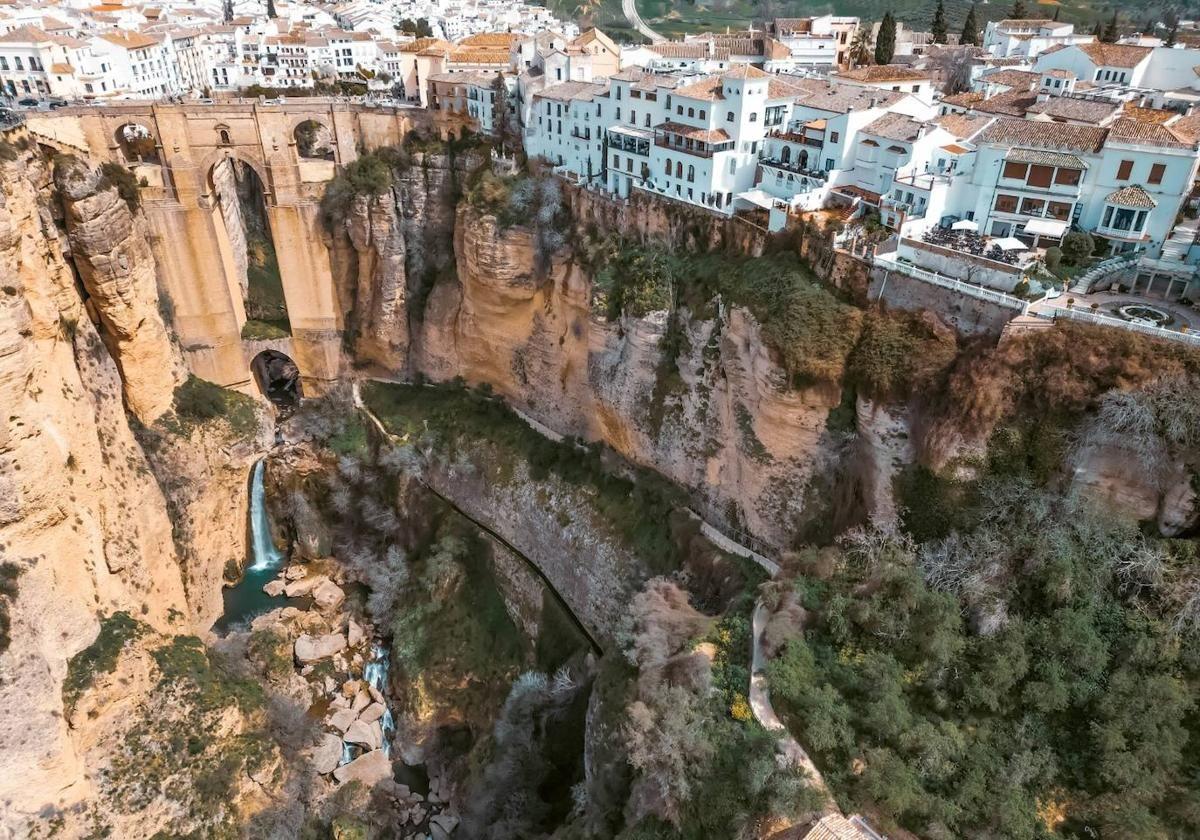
[793, 85, 905, 114]
[0, 24, 51, 43]
[459, 32, 519, 47]
[941, 143, 970, 154]
[1121, 104, 1176, 124]
[1043, 68, 1075, 79]
[1007, 148, 1087, 168]
[656, 120, 730, 143]
[1106, 184, 1156, 208]
[995, 18, 1055, 28]
[862, 111, 923, 142]
[673, 74, 725, 101]
[1077, 42, 1152, 68]
[981, 68, 1039, 90]
[1025, 96, 1118, 123]
[724, 63, 768, 79]
[647, 42, 712, 59]
[1167, 113, 1200, 143]
[449, 47, 510, 64]
[941, 90, 985, 108]
[835, 64, 930, 83]
[1106, 117, 1195, 149]
[99, 30, 161, 50]
[976, 117, 1107, 152]
[968, 89, 1039, 116]
[400, 37, 451, 54]
[533, 79, 608, 102]
[766, 75, 809, 99]
[936, 112, 993, 139]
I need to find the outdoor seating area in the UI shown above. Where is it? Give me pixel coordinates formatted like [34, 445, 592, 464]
[920, 225, 1026, 266]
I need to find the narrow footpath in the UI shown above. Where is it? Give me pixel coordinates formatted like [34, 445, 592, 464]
[622, 0, 666, 43]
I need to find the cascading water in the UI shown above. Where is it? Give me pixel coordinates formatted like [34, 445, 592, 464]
[248, 460, 285, 572]
[364, 643, 397, 756]
[214, 459, 290, 634]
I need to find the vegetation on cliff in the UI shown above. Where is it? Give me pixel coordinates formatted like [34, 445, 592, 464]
[362, 380, 685, 572]
[0, 562, 20, 655]
[157, 374, 260, 441]
[62, 611, 146, 713]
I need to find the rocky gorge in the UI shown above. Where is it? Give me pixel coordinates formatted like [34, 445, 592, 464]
[1, 121, 1198, 840]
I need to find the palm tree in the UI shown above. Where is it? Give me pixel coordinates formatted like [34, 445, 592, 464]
[849, 26, 873, 67]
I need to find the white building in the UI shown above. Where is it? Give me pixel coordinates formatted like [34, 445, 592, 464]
[982, 19, 1092, 60]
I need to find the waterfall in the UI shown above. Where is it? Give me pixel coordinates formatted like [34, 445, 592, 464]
[364, 643, 396, 757]
[248, 460, 284, 572]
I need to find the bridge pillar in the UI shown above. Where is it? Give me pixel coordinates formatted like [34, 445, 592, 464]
[267, 201, 342, 394]
[144, 165, 249, 389]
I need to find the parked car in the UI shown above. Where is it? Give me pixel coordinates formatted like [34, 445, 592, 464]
[16, 98, 39, 108]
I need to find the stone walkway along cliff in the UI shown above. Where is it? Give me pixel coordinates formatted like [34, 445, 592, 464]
[350, 380, 839, 815]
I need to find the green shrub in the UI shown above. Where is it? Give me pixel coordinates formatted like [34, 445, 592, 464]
[320, 151, 396, 227]
[99, 162, 140, 212]
[1060, 231, 1095, 265]
[241, 319, 290, 340]
[848, 311, 957, 401]
[0, 562, 21, 655]
[168, 375, 259, 440]
[63, 612, 146, 712]
[1044, 246, 1063, 272]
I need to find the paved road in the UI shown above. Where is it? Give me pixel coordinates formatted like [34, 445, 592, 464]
[622, 0, 666, 43]
[750, 601, 838, 813]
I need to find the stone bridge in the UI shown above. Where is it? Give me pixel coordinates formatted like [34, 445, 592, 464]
[26, 100, 434, 393]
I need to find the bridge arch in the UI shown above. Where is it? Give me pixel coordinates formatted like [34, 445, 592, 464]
[200, 147, 272, 205]
[291, 117, 335, 161]
[115, 122, 159, 163]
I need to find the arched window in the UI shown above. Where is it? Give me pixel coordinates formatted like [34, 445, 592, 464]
[687, 107, 695, 117]
[686, 165, 694, 182]
[749, 113, 757, 123]
[664, 159, 671, 175]
[675, 161, 682, 178]
[780, 147, 791, 164]
[799, 150, 809, 169]
[218, 128, 231, 145]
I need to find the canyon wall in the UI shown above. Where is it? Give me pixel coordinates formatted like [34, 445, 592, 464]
[0, 135, 270, 836]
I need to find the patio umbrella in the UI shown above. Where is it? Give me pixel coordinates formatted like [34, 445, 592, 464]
[951, 219, 978, 231]
[993, 236, 1028, 251]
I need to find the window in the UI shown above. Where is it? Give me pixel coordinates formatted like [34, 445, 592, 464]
[0, 58, 7, 71]
[615, 86, 621, 99]
[1149, 163, 1165, 184]
[1003, 161, 1028, 180]
[675, 161, 682, 177]
[1047, 201, 1071, 220]
[728, 159, 736, 175]
[826, 158, 834, 170]
[727, 111, 734, 121]
[749, 113, 757, 122]
[994, 193, 1018, 213]
[677, 105, 683, 115]
[830, 131, 839, 143]
[1020, 197, 1045, 216]
[664, 159, 671, 175]
[1054, 168, 1081, 186]
[687, 107, 694, 117]
[686, 164, 694, 182]
[1116, 159, 1133, 180]
[1027, 165, 1053, 187]
[630, 110, 636, 124]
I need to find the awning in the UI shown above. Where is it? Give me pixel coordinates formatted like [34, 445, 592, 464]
[1023, 218, 1068, 237]
[951, 219, 978, 231]
[993, 236, 1028, 251]
[736, 189, 776, 210]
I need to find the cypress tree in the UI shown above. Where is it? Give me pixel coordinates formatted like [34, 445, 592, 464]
[875, 12, 897, 65]
[960, 4, 980, 46]
[931, 0, 948, 44]
[266, 0, 277, 18]
[1052, 6, 1060, 21]
[1102, 11, 1119, 42]
[1092, 20, 1103, 38]
[1010, 0, 1027, 19]
[1165, 10, 1180, 46]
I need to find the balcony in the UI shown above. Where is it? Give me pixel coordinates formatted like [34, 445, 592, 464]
[760, 158, 826, 181]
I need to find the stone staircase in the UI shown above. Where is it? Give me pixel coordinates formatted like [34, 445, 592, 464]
[1159, 222, 1197, 264]
[1069, 253, 1138, 294]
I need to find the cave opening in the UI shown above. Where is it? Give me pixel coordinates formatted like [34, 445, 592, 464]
[250, 349, 301, 409]
[208, 156, 291, 341]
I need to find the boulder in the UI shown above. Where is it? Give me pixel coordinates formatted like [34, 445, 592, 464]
[312, 733, 344, 775]
[328, 707, 357, 733]
[351, 690, 371, 714]
[333, 749, 391, 786]
[263, 579, 286, 597]
[313, 579, 346, 611]
[285, 574, 329, 598]
[359, 702, 386, 724]
[295, 632, 346, 663]
[348, 619, 365, 647]
[342, 679, 363, 697]
[431, 814, 459, 834]
[344, 719, 384, 750]
[323, 676, 338, 695]
[284, 565, 307, 581]
[368, 685, 385, 704]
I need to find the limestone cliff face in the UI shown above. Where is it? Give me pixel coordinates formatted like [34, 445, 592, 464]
[0, 141, 191, 829]
[1071, 442, 1198, 535]
[413, 206, 843, 549]
[333, 150, 479, 374]
[55, 157, 185, 423]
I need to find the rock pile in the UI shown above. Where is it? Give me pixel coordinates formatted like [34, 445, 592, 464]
[259, 560, 460, 837]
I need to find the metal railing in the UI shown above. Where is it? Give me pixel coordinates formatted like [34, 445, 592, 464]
[874, 253, 1030, 311]
[1032, 304, 1200, 346]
